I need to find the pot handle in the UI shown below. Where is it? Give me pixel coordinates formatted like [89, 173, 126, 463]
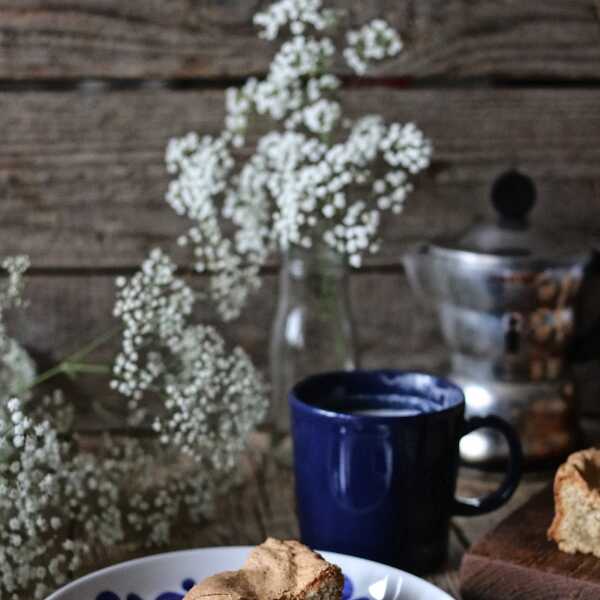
[569, 252, 600, 363]
[569, 320, 600, 363]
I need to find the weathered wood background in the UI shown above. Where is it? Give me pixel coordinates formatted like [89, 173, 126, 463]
[2, 1, 600, 416]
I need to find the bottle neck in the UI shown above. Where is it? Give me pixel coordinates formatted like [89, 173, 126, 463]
[282, 243, 348, 281]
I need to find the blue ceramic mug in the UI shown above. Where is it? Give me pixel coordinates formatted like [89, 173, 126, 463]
[290, 370, 522, 573]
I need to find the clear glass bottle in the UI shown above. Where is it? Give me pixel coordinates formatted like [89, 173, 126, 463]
[269, 244, 358, 434]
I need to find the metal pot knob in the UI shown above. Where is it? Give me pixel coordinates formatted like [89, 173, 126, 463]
[491, 169, 536, 225]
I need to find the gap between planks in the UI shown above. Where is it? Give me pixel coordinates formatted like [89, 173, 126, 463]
[4, 75, 600, 94]
[16, 263, 407, 277]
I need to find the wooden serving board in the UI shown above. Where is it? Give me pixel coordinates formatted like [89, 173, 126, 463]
[460, 485, 600, 599]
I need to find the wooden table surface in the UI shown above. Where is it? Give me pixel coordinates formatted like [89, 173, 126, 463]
[98, 432, 549, 600]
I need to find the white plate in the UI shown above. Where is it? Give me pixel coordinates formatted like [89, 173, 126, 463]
[46, 546, 454, 600]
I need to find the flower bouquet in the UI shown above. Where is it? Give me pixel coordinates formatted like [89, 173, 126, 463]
[0, 0, 432, 597]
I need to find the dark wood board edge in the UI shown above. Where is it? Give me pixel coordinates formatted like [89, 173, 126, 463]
[460, 553, 600, 600]
[459, 485, 600, 599]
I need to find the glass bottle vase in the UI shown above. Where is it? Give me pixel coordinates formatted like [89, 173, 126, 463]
[269, 244, 358, 434]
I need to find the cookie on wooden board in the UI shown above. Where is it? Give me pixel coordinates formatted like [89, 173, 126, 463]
[548, 448, 600, 558]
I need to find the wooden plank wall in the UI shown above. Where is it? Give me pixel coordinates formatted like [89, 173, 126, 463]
[2, 1, 600, 417]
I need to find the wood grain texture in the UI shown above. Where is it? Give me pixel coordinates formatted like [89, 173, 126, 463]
[2, 87, 600, 267]
[2, 1, 600, 80]
[455, 471, 549, 550]
[84, 436, 466, 598]
[3, 2, 598, 597]
[81, 440, 550, 600]
[460, 485, 600, 600]
[6, 271, 445, 425]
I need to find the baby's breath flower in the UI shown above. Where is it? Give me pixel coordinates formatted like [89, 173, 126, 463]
[111, 250, 268, 449]
[254, 0, 339, 40]
[0, 338, 35, 400]
[344, 19, 403, 75]
[0, 255, 30, 348]
[0, 3, 431, 594]
[0, 246, 267, 600]
[0, 256, 29, 311]
[0, 256, 36, 417]
[156, 325, 267, 470]
[111, 248, 194, 422]
[166, 0, 431, 321]
[0, 391, 266, 598]
[30, 389, 74, 433]
[0, 397, 80, 599]
[303, 98, 341, 135]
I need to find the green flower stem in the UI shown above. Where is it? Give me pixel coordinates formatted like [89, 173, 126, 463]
[17, 326, 120, 394]
[62, 326, 121, 363]
[62, 362, 112, 378]
[316, 249, 349, 368]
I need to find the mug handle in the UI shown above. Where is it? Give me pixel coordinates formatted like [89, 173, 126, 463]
[452, 415, 523, 517]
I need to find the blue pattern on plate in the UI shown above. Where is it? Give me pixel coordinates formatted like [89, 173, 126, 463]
[95, 579, 196, 600]
[342, 575, 354, 600]
[96, 593, 144, 600]
[342, 575, 368, 600]
[181, 579, 195, 592]
[96, 574, 367, 600]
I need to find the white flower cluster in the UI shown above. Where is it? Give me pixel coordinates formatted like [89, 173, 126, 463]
[166, 136, 263, 320]
[111, 249, 268, 456]
[166, 0, 431, 320]
[225, 35, 342, 141]
[28, 389, 74, 434]
[0, 255, 29, 347]
[0, 255, 29, 310]
[153, 325, 267, 471]
[0, 397, 82, 599]
[111, 248, 194, 423]
[0, 395, 242, 598]
[253, 0, 339, 40]
[0, 337, 36, 399]
[0, 248, 268, 596]
[67, 435, 228, 548]
[109, 249, 268, 541]
[0, 256, 36, 409]
[344, 19, 403, 75]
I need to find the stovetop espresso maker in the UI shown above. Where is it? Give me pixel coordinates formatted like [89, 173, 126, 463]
[404, 170, 599, 465]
